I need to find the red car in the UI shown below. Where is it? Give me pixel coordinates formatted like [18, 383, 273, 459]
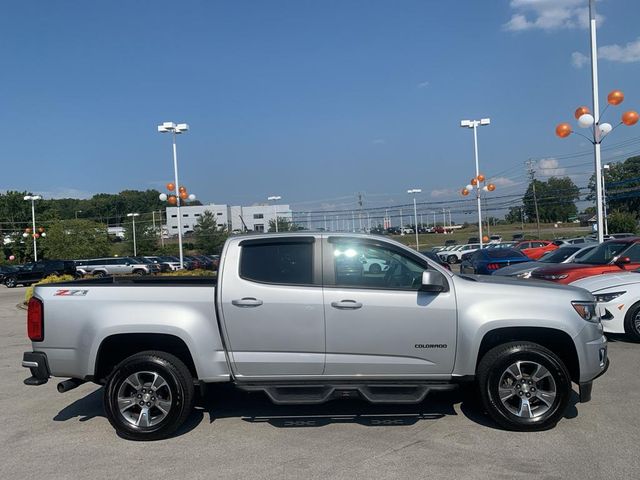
[531, 237, 640, 284]
[514, 240, 558, 260]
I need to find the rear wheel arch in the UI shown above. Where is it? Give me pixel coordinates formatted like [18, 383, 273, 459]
[94, 333, 198, 383]
[476, 327, 579, 383]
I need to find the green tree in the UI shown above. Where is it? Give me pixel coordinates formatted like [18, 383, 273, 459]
[588, 155, 640, 213]
[123, 214, 158, 256]
[268, 216, 295, 232]
[607, 210, 638, 234]
[44, 220, 111, 259]
[523, 177, 580, 223]
[504, 206, 524, 224]
[194, 210, 228, 254]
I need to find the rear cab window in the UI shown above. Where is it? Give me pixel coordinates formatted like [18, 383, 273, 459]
[240, 239, 315, 285]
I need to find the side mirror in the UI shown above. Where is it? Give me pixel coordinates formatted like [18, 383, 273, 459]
[420, 270, 448, 293]
[615, 256, 631, 266]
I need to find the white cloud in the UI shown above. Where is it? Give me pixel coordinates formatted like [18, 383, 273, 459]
[38, 187, 94, 199]
[372, 138, 386, 145]
[572, 37, 640, 67]
[504, 0, 601, 32]
[430, 188, 456, 198]
[417, 80, 430, 88]
[571, 51, 589, 68]
[491, 177, 517, 187]
[537, 158, 566, 176]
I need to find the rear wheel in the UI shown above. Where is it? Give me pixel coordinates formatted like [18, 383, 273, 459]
[447, 255, 457, 264]
[477, 342, 571, 431]
[133, 269, 146, 276]
[93, 271, 106, 278]
[5, 276, 17, 288]
[104, 351, 195, 441]
[624, 302, 640, 342]
[369, 263, 382, 274]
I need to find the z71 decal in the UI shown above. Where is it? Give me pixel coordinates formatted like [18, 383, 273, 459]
[54, 289, 89, 297]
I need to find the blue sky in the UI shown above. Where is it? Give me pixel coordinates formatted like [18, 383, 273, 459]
[2, 0, 640, 220]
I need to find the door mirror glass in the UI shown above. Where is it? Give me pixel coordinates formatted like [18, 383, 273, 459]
[421, 270, 448, 293]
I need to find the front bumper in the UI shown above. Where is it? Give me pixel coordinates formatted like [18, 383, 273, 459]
[22, 352, 50, 386]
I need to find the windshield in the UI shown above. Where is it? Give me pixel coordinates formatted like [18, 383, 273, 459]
[135, 257, 153, 264]
[578, 242, 629, 265]
[539, 246, 580, 263]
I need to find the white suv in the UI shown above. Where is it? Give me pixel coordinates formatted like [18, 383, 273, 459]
[437, 243, 482, 264]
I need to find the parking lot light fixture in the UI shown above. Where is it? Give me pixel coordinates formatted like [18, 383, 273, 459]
[158, 121, 189, 268]
[268, 196, 282, 232]
[127, 213, 140, 257]
[460, 118, 491, 248]
[23, 195, 42, 261]
[407, 189, 422, 250]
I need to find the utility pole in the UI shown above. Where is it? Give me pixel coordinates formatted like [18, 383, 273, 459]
[357, 192, 363, 232]
[527, 159, 541, 238]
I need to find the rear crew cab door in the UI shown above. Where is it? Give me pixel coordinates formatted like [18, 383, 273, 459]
[218, 236, 325, 377]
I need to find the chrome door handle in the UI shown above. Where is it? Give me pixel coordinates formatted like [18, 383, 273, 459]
[331, 300, 363, 310]
[231, 297, 264, 308]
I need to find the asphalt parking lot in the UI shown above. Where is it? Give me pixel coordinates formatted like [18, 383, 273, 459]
[1, 287, 639, 480]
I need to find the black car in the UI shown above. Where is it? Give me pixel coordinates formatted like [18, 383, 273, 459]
[419, 251, 452, 271]
[3, 260, 77, 288]
[0, 265, 21, 284]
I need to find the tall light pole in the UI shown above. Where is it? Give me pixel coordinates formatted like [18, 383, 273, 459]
[127, 213, 140, 256]
[75, 210, 82, 219]
[407, 188, 421, 250]
[268, 195, 282, 232]
[158, 121, 189, 268]
[603, 164, 610, 235]
[460, 118, 491, 248]
[23, 195, 42, 261]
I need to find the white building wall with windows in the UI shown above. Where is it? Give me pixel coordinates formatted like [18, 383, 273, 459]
[165, 203, 292, 235]
[165, 204, 229, 235]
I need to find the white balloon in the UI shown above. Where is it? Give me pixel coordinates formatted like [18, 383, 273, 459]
[482, 185, 489, 192]
[22, 232, 28, 238]
[466, 184, 474, 191]
[40, 232, 46, 237]
[159, 193, 167, 201]
[578, 113, 594, 128]
[188, 194, 196, 201]
[599, 122, 613, 135]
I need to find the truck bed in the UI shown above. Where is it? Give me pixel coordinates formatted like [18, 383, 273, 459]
[45, 275, 217, 287]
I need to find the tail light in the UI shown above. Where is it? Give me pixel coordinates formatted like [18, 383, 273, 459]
[487, 263, 501, 270]
[27, 297, 44, 341]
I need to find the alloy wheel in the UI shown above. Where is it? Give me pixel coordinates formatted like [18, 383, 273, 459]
[116, 371, 173, 428]
[497, 361, 557, 419]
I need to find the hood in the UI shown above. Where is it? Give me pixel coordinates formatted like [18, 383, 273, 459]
[532, 263, 594, 275]
[493, 261, 543, 276]
[458, 273, 589, 296]
[571, 271, 640, 292]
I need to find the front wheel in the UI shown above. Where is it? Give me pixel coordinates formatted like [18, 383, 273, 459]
[104, 351, 195, 441]
[624, 302, 640, 342]
[5, 276, 17, 288]
[477, 342, 571, 431]
[447, 255, 457, 264]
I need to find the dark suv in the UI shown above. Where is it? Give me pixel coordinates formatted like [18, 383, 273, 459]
[3, 260, 76, 288]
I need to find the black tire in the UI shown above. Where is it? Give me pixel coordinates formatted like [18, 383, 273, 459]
[104, 351, 195, 441]
[369, 263, 382, 274]
[5, 276, 17, 288]
[447, 255, 457, 264]
[133, 269, 146, 276]
[477, 342, 571, 431]
[93, 271, 106, 278]
[623, 302, 640, 342]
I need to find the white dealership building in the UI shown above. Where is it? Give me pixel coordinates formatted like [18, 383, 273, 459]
[165, 203, 292, 235]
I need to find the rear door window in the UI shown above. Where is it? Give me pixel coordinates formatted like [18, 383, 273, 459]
[240, 241, 313, 285]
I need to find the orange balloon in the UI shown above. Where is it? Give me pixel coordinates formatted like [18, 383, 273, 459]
[25, 227, 32, 233]
[477, 174, 485, 182]
[574, 106, 590, 119]
[38, 227, 45, 232]
[487, 183, 496, 191]
[607, 90, 624, 106]
[166, 182, 175, 192]
[179, 191, 188, 200]
[622, 110, 639, 126]
[461, 188, 470, 196]
[555, 123, 572, 138]
[178, 186, 187, 193]
[168, 195, 177, 205]
[482, 236, 489, 243]
[470, 178, 478, 186]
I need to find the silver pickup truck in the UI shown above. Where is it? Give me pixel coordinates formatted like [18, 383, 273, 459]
[23, 233, 609, 440]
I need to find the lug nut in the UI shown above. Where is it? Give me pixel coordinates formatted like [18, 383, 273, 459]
[142, 389, 146, 393]
[139, 401, 144, 405]
[146, 402, 151, 406]
[526, 393, 531, 398]
[519, 392, 523, 396]
[151, 397, 155, 401]
[531, 388, 536, 392]
[137, 394, 142, 398]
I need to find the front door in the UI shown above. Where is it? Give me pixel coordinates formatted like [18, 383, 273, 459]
[323, 237, 457, 377]
[219, 236, 325, 378]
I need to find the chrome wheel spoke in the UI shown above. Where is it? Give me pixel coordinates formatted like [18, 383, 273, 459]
[118, 397, 136, 414]
[124, 373, 142, 390]
[505, 362, 523, 380]
[532, 364, 551, 382]
[499, 387, 515, 401]
[535, 389, 556, 407]
[517, 398, 533, 418]
[152, 373, 169, 391]
[136, 407, 151, 427]
[156, 399, 172, 415]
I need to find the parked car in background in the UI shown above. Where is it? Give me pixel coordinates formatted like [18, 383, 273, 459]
[155, 256, 183, 271]
[571, 270, 640, 341]
[183, 256, 202, 270]
[553, 237, 594, 246]
[192, 255, 215, 270]
[532, 238, 640, 284]
[419, 251, 452, 271]
[3, 260, 76, 288]
[489, 235, 502, 243]
[206, 255, 220, 270]
[142, 256, 172, 272]
[515, 240, 558, 260]
[493, 244, 598, 278]
[0, 265, 21, 284]
[437, 243, 481, 264]
[460, 248, 531, 275]
[133, 257, 166, 273]
[74, 257, 157, 277]
[485, 241, 517, 249]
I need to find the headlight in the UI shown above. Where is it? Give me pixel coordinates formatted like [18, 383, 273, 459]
[571, 301, 599, 323]
[594, 291, 626, 303]
[516, 271, 532, 279]
[539, 274, 568, 280]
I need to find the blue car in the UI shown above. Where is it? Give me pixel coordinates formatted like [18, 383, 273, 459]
[460, 248, 531, 275]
